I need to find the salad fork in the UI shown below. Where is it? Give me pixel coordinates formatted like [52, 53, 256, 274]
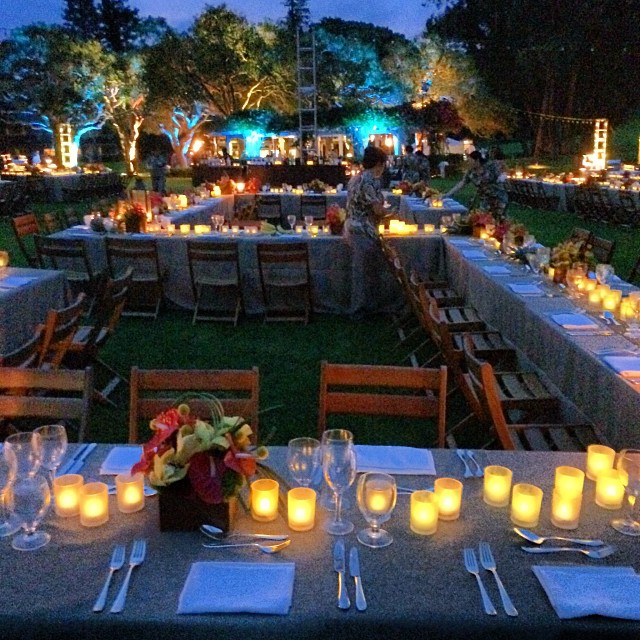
[93, 544, 125, 612]
[465, 451, 484, 478]
[456, 450, 474, 478]
[110, 539, 146, 614]
[463, 548, 497, 615]
[478, 542, 517, 616]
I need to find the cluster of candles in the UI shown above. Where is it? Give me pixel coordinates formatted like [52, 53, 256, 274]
[379, 220, 420, 235]
[52, 473, 145, 527]
[250, 479, 316, 532]
[566, 272, 640, 318]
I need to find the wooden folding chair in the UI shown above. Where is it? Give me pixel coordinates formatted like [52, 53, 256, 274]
[0, 328, 44, 368]
[590, 235, 616, 264]
[0, 367, 94, 442]
[40, 212, 64, 234]
[128, 367, 260, 444]
[10, 213, 40, 267]
[256, 195, 283, 224]
[568, 227, 592, 244]
[38, 293, 87, 369]
[300, 195, 327, 221]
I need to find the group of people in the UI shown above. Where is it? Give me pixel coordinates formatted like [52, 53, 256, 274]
[399, 144, 431, 184]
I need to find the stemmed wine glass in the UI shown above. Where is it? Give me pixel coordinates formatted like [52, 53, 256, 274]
[4, 432, 42, 478]
[304, 215, 314, 231]
[287, 214, 297, 232]
[0, 445, 21, 537]
[8, 474, 51, 551]
[611, 449, 640, 536]
[596, 263, 614, 285]
[322, 429, 356, 535]
[287, 437, 321, 487]
[356, 472, 397, 548]
[34, 425, 68, 487]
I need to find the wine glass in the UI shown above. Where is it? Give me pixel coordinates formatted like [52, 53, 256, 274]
[304, 215, 314, 230]
[287, 214, 297, 232]
[322, 429, 356, 535]
[4, 432, 42, 478]
[596, 263, 614, 285]
[528, 253, 541, 275]
[34, 425, 68, 487]
[0, 446, 21, 537]
[287, 437, 321, 487]
[611, 449, 640, 536]
[356, 472, 397, 548]
[7, 474, 51, 551]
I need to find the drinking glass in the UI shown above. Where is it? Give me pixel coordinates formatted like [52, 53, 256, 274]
[4, 432, 42, 478]
[287, 437, 321, 487]
[537, 247, 551, 271]
[528, 253, 541, 275]
[304, 215, 314, 230]
[8, 474, 51, 551]
[0, 446, 20, 537]
[356, 472, 397, 548]
[611, 449, 640, 536]
[322, 429, 356, 535]
[596, 263, 614, 285]
[287, 214, 297, 232]
[34, 425, 68, 487]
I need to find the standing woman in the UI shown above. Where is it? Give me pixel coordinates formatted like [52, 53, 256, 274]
[345, 145, 388, 319]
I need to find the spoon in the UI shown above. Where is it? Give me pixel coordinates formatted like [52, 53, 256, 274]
[202, 539, 292, 554]
[602, 310, 621, 326]
[513, 527, 605, 547]
[520, 545, 616, 559]
[200, 524, 289, 541]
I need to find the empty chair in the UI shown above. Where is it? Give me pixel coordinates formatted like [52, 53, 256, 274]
[187, 240, 243, 325]
[10, 213, 40, 267]
[256, 195, 283, 224]
[567, 227, 592, 244]
[0, 328, 44, 368]
[300, 195, 327, 220]
[105, 237, 164, 319]
[318, 362, 447, 444]
[0, 367, 94, 442]
[38, 293, 87, 369]
[257, 242, 312, 323]
[590, 235, 616, 264]
[128, 367, 260, 444]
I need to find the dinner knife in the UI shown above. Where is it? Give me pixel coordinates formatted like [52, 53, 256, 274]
[333, 539, 350, 610]
[349, 546, 367, 611]
[57, 443, 88, 476]
[67, 443, 97, 474]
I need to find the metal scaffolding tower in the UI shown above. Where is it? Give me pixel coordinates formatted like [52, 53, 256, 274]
[296, 29, 318, 158]
[592, 118, 608, 171]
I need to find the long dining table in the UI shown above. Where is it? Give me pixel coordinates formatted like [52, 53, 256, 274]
[1, 445, 637, 640]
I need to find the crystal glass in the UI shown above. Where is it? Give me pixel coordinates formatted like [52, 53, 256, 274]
[0, 446, 20, 537]
[611, 449, 640, 536]
[34, 425, 68, 487]
[8, 474, 51, 551]
[537, 247, 551, 271]
[322, 429, 356, 535]
[528, 253, 541, 275]
[356, 472, 397, 548]
[4, 432, 42, 478]
[287, 437, 321, 487]
[596, 263, 615, 285]
[304, 215, 314, 229]
[287, 214, 297, 232]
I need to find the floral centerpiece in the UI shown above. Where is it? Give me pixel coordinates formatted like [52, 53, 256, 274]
[468, 210, 495, 237]
[244, 177, 261, 193]
[326, 203, 346, 235]
[308, 178, 327, 193]
[550, 239, 594, 283]
[120, 202, 146, 233]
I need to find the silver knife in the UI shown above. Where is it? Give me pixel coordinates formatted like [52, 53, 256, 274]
[349, 546, 367, 611]
[333, 539, 350, 610]
[67, 443, 97, 474]
[57, 444, 89, 476]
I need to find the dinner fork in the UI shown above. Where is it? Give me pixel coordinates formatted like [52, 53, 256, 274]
[110, 539, 147, 614]
[465, 451, 484, 478]
[456, 450, 474, 479]
[463, 548, 497, 615]
[478, 542, 518, 616]
[93, 544, 125, 612]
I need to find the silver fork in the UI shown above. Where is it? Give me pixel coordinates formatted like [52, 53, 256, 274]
[478, 542, 518, 616]
[463, 548, 497, 615]
[466, 451, 484, 478]
[93, 544, 126, 612]
[456, 450, 474, 478]
[109, 539, 147, 614]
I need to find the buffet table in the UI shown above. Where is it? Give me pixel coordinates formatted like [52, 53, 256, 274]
[0, 446, 636, 640]
[1, 172, 121, 202]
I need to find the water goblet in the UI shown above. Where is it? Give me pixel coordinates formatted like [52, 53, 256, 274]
[304, 215, 314, 230]
[322, 429, 356, 535]
[34, 425, 68, 487]
[0, 446, 20, 537]
[596, 263, 614, 285]
[528, 253, 541, 275]
[356, 472, 397, 548]
[537, 247, 551, 271]
[287, 437, 321, 487]
[4, 432, 42, 478]
[611, 449, 640, 536]
[8, 474, 51, 551]
[287, 214, 297, 232]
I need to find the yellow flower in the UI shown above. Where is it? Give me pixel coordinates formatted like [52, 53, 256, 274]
[149, 448, 188, 486]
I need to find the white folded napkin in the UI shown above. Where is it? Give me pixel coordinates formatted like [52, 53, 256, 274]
[0, 276, 37, 288]
[551, 313, 599, 330]
[177, 562, 295, 615]
[355, 445, 435, 475]
[602, 355, 640, 378]
[99, 446, 143, 475]
[533, 565, 640, 620]
[508, 283, 543, 295]
[483, 265, 511, 274]
[461, 250, 487, 260]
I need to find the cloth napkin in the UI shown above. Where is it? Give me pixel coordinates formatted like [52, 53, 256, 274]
[532, 565, 640, 620]
[508, 283, 543, 295]
[177, 562, 295, 615]
[551, 313, 599, 330]
[461, 249, 487, 260]
[602, 355, 640, 377]
[99, 446, 143, 475]
[355, 445, 436, 475]
[483, 265, 511, 275]
[0, 276, 37, 288]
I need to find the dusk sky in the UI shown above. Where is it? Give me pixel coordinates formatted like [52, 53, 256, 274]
[2, 1, 434, 39]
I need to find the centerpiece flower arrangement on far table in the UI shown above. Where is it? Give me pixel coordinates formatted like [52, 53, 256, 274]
[326, 203, 346, 235]
[550, 239, 594, 283]
[119, 201, 147, 233]
[307, 178, 327, 193]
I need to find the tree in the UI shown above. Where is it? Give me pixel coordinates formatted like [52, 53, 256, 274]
[282, 0, 310, 33]
[63, 0, 100, 40]
[98, 0, 140, 52]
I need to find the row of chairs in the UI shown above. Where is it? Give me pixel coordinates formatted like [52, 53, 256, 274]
[505, 179, 560, 211]
[568, 227, 616, 264]
[0, 181, 30, 218]
[574, 186, 640, 227]
[233, 194, 329, 223]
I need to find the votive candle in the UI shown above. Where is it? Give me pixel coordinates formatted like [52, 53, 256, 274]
[167, 224, 176, 235]
[595, 469, 625, 509]
[602, 290, 622, 311]
[180, 224, 190, 235]
[231, 225, 240, 234]
[586, 444, 615, 481]
[79, 482, 109, 527]
[0, 250, 9, 267]
[287, 487, 316, 531]
[511, 483, 543, 528]
[555, 466, 585, 498]
[434, 478, 463, 521]
[410, 490, 439, 535]
[295, 225, 303, 234]
[424, 224, 435, 233]
[483, 466, 513, 507]
[583, 278, 597, 292]
[547, 267, 555, 280]
[620, 299, 636, 320]
[115, 473, 145, 514]
[551, 488, 582, 530]
[251, 478, 279, 522]
[588, 289, 602, 305]
[378, 224, 385, 234]
[310, 225, 319, 235]
[53, 474, 84, 517]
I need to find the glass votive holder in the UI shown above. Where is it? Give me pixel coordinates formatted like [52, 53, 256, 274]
[410, 490, 439, 535]
[423, 224, 435, 233]
[510, 483, 543, 528]
[550, 488, 582, 530]
[79, 482, 109, 527]
[586, 444, 615, 481]
[53, 474, 84, 517]
[251, 478, 279, 522]
[115, 473, 145, 514]
[222, 225, 229, 233]
[167, 224, 176, 235]
[434, 478, 463, 521]
[287, 487, 316, 532]
[295, 225, 304, 234]
[602, 289, 622, 311]
[0, 250, 9, 267]
[179, 224, 190, 235]
[483, 466, 513, 507]
[595, 469, 625, 509]
[554, 466, 585, 498]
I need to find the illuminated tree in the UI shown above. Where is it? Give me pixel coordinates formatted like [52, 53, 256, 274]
[63, 0, 100, 40]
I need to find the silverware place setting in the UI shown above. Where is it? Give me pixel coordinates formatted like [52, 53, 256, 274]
[520, 545, 616, 559]
[463, 548, 497, 615]
[513, 526, 605, 547]
[456, 450, 484, 478]
[199, 524, 289, 541]
[202, 539, 291, 554]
